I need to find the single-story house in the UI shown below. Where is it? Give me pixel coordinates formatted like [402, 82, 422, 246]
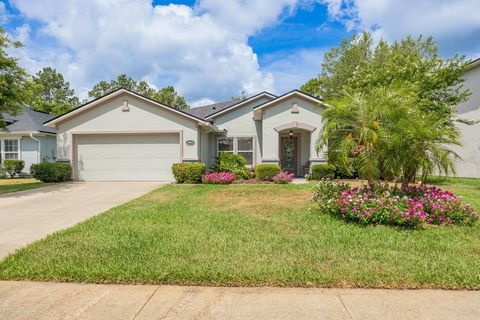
[1, 106, 57, 174]
[44, 88, 328, 181]
[454, 57, 480, 178]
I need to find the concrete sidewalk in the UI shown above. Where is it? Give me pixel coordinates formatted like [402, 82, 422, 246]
[0, 281, 479, 320]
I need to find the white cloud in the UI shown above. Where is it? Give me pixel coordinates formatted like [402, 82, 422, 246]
[9, 0, 306, 102]
[321, 0, 480, 57]
[262, 48, 325, 94]
[0, 2, 8, 24]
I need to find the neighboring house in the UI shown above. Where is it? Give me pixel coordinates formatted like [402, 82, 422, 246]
[454, 58, 480, 178]
[44, 88, 328, 181]
[1, 106, 57, 174]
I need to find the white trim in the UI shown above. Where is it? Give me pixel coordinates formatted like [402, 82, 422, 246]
[467, 58, 480, 71]
[254, 91, 330, 112]
[30, 133, 41, 163]
[205, 92, 277, 119]
[1, 138, 20, 162]
[274, 121, 317, 133]
[0, 131, 55, 137]
[44, 89, 212, 127]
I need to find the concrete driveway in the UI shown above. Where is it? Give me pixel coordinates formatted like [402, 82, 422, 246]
[0, 182, 163, 259]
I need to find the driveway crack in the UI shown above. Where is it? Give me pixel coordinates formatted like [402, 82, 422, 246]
[337, 295, 355, 320]
[132, 286, 159, 320]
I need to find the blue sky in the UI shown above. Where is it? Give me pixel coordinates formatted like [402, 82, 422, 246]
[1, 0, 479, 105]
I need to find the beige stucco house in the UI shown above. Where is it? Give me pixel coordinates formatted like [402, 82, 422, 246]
[44, 88, 328, 181]
[454, 58, 480, 178]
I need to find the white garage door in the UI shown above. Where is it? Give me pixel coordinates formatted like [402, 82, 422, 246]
[75, 134, 180, 181]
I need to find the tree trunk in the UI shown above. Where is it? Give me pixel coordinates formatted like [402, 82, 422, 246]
[401, 169, 415, 191]
[367, 178, 375, 190]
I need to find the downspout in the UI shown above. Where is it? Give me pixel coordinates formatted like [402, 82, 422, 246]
[30, 133, 41, 163]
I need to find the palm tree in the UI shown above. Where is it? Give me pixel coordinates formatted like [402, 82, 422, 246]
[319, 86, 461, 190]
[385, 109, 460, 189]
[317, 90, 390, 188]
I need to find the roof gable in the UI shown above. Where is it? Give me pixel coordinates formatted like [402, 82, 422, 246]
[204, 92, 277, 119]
[44, 88, 208, 127]
[253, 90, 329, 111]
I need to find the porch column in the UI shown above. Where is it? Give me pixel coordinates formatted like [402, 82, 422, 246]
[309, 130, 327, 166]
[262, 129, 280, 165]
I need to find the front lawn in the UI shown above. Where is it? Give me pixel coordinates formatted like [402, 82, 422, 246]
[0, 182, 479, 289]
[427, 177, 480, 210]
[0, 178, 45, 195]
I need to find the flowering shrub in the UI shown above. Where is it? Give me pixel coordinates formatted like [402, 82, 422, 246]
[273, 171, 295, 184]
[312, 179, 479, 228]
[202, 172, 236, 184]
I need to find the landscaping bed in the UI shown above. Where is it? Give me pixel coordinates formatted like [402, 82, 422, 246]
[0, 178, 45, 195]
[0, 181, 479, 289]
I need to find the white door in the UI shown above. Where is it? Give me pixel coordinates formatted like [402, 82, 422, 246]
[75, 134, 180, 181]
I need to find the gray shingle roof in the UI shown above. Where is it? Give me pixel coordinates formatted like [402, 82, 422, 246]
[185, 99, 241, 119]
[2, 106, 57, 134]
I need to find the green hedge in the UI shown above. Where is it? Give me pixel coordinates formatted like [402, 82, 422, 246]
[307, 164, 336, 180]
[31, 162, 72, 182]
[210, 153, 249, 179]
[255, 164, 282, 181]
[2, 160, 25, 178]
[172, 163, 206, 183]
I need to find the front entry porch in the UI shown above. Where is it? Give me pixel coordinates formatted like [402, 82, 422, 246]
[279, 130, 309, 177]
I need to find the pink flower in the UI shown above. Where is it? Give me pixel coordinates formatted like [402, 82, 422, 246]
[273, 172, 295, 184]
[202, 172, 236, 184]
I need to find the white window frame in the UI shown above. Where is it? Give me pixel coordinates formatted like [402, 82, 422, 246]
[216, 137, 234, 154]
[0, 138, 21, 163]
[216, 136, 255, 166]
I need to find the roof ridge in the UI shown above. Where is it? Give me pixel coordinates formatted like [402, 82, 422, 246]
[196, 98, 240, 109]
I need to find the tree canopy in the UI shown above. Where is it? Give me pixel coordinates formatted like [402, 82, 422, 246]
[26, 67, 80, 116]
[88, 74, 189, 109]
[302, 32, 469, 124]
[305, 32, 470, 186]
[0, 28, 27, 130]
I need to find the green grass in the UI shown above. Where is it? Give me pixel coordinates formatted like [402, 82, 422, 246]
[0, 178, 45, 195]
[426, 176, 480, 210]
[0, 181, 479, 289]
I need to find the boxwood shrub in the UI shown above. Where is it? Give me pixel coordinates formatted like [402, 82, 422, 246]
[255, 164, 282, 181]
[172, 162, 206, 183]
[31, 162, 72, 182]
[210, 153, 249, 179]
[307, 164, 335, 180]
[2, 160, 25, 178]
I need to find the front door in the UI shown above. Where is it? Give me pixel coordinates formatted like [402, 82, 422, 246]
[280, 136, 298, 175]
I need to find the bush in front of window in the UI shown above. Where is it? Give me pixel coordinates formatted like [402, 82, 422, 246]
[255, 164, 282, 181]
[2, 160, 25, 178]
[30, 162, 72, 182]
[172, 162, 206, 183]
[306, 164, 336, 180]
[210, 153, 249, 179]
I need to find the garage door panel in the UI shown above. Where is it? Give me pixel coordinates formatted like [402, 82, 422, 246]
[75, 134, 180, 181]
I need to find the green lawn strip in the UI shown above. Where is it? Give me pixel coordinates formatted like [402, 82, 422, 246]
[427, 177, 480, 211]
[0, 179, 45, 195]
[0, 183, 479, 289]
